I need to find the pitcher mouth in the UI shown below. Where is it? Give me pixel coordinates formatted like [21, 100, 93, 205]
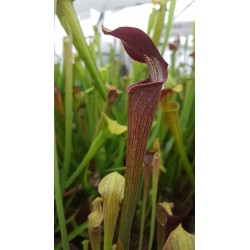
[102, 25, 168, 93]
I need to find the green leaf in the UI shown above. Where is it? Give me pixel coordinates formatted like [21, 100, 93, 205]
[103, 114, 127, 135]
[172, 84, 183, 93]
[163, 224, 195, 250]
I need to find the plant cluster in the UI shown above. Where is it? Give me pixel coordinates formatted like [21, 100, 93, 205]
[55, 0, 195, 249]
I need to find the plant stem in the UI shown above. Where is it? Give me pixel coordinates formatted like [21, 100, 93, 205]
[147, 7, 157, 36]
[88, 211, 102, 250]
[99, 172, 125, 250]
[113, 136, 126, 169]
[94, 25, 104, 67]
[161, 0, 177, 54]
[54, 138, 70, 250]
[156, 202, 174, 250]
[82, 240, 89, 250]
[138, 185, 149, 250]
[157, 222, 166, 250]
[65, 130, 107, 189]
[165, 102, 195, 189]
[148, 111, 163, 148]
[56, 0, 107, 100]
[117, 86, 162, 250]
[55, 222, 88, 250]
[149, 151, 161, 250]
[171, 52, 176, 78]
[151, 0, 167, 47]
[180, 79, 195, 138]
[61, 36, 73, 193]
[138, 152, 154, 250]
